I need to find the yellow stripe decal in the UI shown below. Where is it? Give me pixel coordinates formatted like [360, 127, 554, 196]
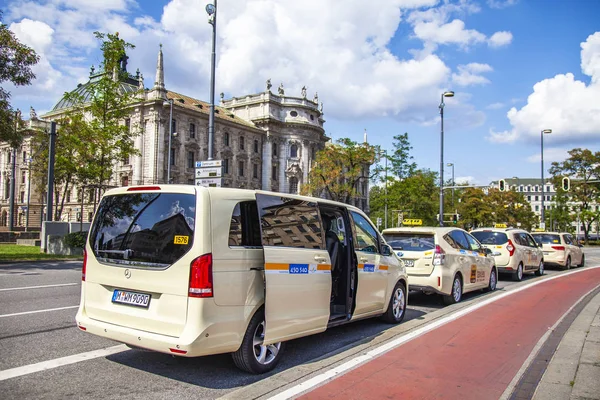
[379, 265, 389, 271]
[265, 263, 290, 271]
[317, 264, 332, 271]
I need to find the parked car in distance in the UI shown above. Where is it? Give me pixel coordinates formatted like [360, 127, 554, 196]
[531, 232, 585, 270]
[471, 227, 544, 281]
[76, 185, 408, 374]
[382, 226, 497, 305]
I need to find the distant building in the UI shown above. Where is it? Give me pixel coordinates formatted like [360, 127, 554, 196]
[0, 46, 370, 230]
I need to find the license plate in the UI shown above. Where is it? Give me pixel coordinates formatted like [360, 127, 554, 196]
[112, 289, 151, 308]
[403, 259, 415, 267]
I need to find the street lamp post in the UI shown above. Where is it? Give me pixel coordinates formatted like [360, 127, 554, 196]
[206, 0, 217, 160]
[447, 162, 455, 208]
[540, 129, 552, 227]
[25, 157, 32, 231]
[8, 110, 20, 231]
[164, 98, 174, 183]
[378, 149, 389, 229]
[439, 91, 454, 227]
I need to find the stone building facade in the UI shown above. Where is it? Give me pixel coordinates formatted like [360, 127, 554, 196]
[0, 46, 370, 230]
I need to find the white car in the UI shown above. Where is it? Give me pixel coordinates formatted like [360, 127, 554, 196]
[382, 227, 497, 305]
[531, 232, 585, 270]
[471, 228, 544, 281]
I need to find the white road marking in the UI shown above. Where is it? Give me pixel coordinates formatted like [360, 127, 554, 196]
[0, 344, 129, 381]
[266, 266, 600, 400]
[0, 306, 79, 318]
[0, 283, 79, 292]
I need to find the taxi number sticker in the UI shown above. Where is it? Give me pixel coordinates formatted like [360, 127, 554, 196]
[470, 265, 477, 283]
[364, 264, 375, 272]
[174, 235, 189, 245]
[289, 264, 309, 274]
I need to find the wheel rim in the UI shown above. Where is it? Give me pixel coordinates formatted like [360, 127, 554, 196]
[490, 270, 497, 290]
[518, 265, 523, 280]
[392, 287, 405, 319]
[453, 278, 462, 302]
[566, 257, 571, 269]
[539, 262, 544, 274]
[252, 321, 281, 365]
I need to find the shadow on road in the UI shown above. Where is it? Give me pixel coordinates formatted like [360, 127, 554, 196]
[0, 261, 83, 273]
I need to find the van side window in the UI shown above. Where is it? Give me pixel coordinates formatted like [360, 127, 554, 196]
[229, 201, 261, 247]
[258, 196, 323, 249]
[350, 211, 379, 253]
[444, 230, 469, 250]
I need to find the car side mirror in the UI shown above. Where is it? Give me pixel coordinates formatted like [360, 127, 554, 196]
[381, 244, 392, 256]
[483, 247, 492, 255]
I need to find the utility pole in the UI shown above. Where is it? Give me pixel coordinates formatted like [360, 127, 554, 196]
[8, 110, 20, 231]
[46, 121, 57, 222]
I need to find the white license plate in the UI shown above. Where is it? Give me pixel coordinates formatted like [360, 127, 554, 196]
[112, 289, 151, 308]
[403, 259, 415, 267]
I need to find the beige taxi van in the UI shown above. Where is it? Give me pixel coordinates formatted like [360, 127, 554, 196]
[382, 226, 497, 305]
[76, 185, 408, 373]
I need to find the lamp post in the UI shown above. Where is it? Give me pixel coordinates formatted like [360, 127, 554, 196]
[378, 149, 389, 229]
[447, 162, 455, 208]
[164, 98, 174, 183]
[540, 128, 552, 227]
[8, 110, 20, 231]
[206, 0, 217, 160]
[439, 91, 454, 227]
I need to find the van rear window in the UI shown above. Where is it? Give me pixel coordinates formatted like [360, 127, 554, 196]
[471, 231, 508, 245]
[383, 233, 435, 251]
[532, 234, 561, 244]
[89, 193, 195, 266]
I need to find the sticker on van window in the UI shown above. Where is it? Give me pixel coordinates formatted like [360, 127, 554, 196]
[174, 235, 189, 245]
[552, 239, 559, 243]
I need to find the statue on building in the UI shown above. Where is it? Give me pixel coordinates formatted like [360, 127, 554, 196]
[278, 83, 285, 95]
[29, 106, 37, 120]
[266, 79, 272, 91]
[90, 65, 95, 76]
[301, 86, 307, 98]
[118, 52, 129, 72]
[320, 102, 324, 113]
[220, 92, 224, 101]
[138, 73, 144, 90]
[313, 92, 319, 104]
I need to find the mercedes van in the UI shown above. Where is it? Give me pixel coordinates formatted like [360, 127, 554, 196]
[76, 185, 408, 373]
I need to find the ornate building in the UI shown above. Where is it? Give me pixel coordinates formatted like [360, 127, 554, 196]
[0, 46, 370, 230]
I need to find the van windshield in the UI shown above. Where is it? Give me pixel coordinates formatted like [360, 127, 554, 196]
[89, 192, 196, 267]
[383, 233, 435, 251]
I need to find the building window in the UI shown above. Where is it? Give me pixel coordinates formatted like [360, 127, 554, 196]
[171, 118, 176, 134]
[253, 163, 258, 179]
[290, 110, 298, 117]
[187, 151, 195, 168]
[22, 151, 27, 163]
[254, 139, 259, 153]
[224, 132, 230, 146]
[170, 148, 176, 165]
[223, 158, 229, 174]
[546, 185, 550, 192]
[535, 196, 539, 201]
[535, 205, 539, 211]
[238, 161, 244, 176]
[290, 144, 298, 158]
[125, 118, 131, 131]
[190, 123, 196, 139]
[273, 142, 278, 156]
[289, 177, 298, 194]
[272, 165, 277, 180]
[239, 136, 245, 150]
[21, 171, 26, 184]
[527, 196, 531, 201]
[66, 190, 72, 202]
[121, 175, 129, 186]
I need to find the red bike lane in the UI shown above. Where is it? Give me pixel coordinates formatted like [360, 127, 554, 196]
[299, 268, 600, 400]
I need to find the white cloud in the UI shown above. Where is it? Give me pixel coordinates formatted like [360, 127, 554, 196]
[455, 176, 476, 185]
[488, 31, 513, 47]
[452, 63, 493, 86]
[526, 148, 570, 164]
[488, 32, 600, 145]
[487, 0, 518, 9]
[486, 102, 505, 110]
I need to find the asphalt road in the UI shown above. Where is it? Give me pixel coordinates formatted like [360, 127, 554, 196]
[1, 249, 599, 399]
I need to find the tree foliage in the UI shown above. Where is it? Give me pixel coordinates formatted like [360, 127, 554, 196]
[301, 138, 377, 204]
[0, 11, 40, 145]
[549, 148, 600, 243]
[387, 132, 417, 180]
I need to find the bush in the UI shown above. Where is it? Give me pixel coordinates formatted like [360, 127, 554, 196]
[64, 231, 88, 249]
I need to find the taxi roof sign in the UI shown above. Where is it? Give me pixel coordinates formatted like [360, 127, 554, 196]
[403, 219, 422, 226]
[494, 223, 508, 228]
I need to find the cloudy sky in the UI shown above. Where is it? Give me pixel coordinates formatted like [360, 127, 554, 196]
[4, 0, 600, 185]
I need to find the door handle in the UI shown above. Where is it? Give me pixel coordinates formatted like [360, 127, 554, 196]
[314, 255, 327, 263]
[360, 257, 369, 262]
[458, 256, 467, 263]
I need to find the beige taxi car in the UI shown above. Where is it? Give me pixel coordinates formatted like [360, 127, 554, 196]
[382, 226, 497, 305]
[471, 227, 544, 281]
[76, 185, 408, 374]
[531, 232, 585, 270]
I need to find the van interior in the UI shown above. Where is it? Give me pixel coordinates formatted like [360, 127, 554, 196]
[319, 205, 358, 325]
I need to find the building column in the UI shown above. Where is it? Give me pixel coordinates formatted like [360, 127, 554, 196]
[262, 136, 272, 190]
[301, 140, 309, 188]
[279, 141, 287, 193]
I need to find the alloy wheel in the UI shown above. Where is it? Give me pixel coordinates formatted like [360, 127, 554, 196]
[252, 321, 281, 365]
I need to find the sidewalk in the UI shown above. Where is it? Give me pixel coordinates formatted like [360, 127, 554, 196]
[532, 291, 600, 400]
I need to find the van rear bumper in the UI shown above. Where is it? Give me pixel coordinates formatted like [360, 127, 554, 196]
[76, 306, 248, 357]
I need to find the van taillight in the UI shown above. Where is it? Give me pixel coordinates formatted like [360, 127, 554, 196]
[506, 239, 515, 256]
[82, 250, 87, 281]
[433, 245, 445, 266]
[189, 254, 213, 298]
[551, 245, 565, 251]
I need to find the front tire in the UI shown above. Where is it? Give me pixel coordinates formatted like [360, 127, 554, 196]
[564, 256, 571, 271]
[513, 263, 523, 282]
[381, 281, 406, 324]
[232, 309, 284, 374]
[535, 260, 544, 276]
[486, 268, 497, 292]
[579, 254, 585, 268]
[443, 275, 463, 305]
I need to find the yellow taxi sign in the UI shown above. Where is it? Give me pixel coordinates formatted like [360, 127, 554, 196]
[403, 219, 423, 226]
[494, 223, 508, 228]
[533, 228, 546, 232]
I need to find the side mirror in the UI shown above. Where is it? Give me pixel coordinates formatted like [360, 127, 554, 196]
[482, 247, 492, 255]
[381, 244, 392, 256]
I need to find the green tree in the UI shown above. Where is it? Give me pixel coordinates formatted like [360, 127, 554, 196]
[546, 175, 574, 233]
[549, 148, 600, 244]
[0, 11, 40, 146]
[388, 132, 417, 180]
[302, 138, 377, 204]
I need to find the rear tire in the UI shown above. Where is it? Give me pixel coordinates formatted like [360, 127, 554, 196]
[535, 261, 544, 276]
[232, 308, 284, 374]
[563, 256, 571, 271]
[443, 275, 463, 305]
[579, 254, 585, 268]
[513, 263, 523, 282]
[486, 268, 497, 292]
[381, 281, 406, 324]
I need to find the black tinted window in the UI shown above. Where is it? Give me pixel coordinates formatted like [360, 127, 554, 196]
[229, 201, 261, 247]
[257, 195, 323, 249]
[445, 230, 470, 250]
[471, 231, 508, 245]
[383, 233, 435, 251]
[90, 192, 195, 266]
[351, 211, 379, 253]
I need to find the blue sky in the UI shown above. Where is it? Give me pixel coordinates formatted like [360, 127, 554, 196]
[4, 0, 600, 185]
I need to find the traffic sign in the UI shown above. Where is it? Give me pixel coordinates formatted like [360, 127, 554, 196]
[403, 219, 422, 226]
[195, 178, 222, 187]
[195, 160, 222, 168]
[195, 167, 222, 179]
